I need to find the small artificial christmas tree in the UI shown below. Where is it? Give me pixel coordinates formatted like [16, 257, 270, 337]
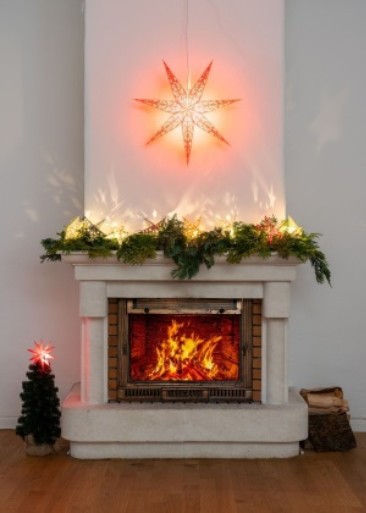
[16, 342, 61, 453]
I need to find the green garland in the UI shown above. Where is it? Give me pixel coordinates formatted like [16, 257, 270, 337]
[41, 215, 331, 285]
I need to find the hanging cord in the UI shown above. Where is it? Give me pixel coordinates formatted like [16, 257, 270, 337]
[184, 0, 190, 90]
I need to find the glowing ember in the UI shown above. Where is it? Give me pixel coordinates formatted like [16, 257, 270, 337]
[135, 61, 240, 164]
[28, 341, 54, 369]
[130, 316, 239, 382]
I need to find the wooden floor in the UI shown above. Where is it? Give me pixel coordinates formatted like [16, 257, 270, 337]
[0, 431, 366, 513]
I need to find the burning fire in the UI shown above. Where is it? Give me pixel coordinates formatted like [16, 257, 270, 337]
[146, 319, 233, 381]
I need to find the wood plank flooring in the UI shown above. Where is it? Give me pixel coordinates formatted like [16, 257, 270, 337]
[0, 430, 365, 513]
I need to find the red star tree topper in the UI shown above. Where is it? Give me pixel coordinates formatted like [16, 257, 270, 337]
[28, 341, 55, 370]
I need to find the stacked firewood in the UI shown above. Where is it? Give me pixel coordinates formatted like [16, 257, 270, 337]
[300, 387, 356, 451]
[300, 387, 349, 414]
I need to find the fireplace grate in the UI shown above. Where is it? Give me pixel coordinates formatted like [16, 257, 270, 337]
[209, 388, 250, 400]
[120, 388, 161, 399]
[117, 387, 252, 403]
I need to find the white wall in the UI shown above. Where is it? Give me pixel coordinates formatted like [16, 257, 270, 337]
[285, 0, 366, 430]
[1, 1, 365, 432]
[0, 0, 84, 427]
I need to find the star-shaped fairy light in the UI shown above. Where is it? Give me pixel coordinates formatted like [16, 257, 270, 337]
[183, 217, 201, 240]
[64, 216, 104, 241]
[28, 342, 55, 370]
[135, 61, 240, 164]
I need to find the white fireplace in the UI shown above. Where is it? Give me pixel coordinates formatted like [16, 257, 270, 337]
[61, 253, 307, 459]
[58, 1, 309, 459]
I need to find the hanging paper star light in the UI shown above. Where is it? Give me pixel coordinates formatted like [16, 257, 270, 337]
[28, 341, 55, 370]
[135, 61, 240, 164]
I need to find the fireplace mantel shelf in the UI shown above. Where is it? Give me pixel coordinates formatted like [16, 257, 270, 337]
[62, 251, 301, 267]
[62, 252, 302, 284]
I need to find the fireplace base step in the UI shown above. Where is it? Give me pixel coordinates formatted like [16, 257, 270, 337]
[69, 441, 301, 459]
[62, 384, 308, 459]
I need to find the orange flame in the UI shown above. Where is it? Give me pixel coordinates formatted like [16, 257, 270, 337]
[146, 319, 232, 381]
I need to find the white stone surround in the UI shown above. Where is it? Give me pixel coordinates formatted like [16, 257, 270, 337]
[62, 253, 308, 458]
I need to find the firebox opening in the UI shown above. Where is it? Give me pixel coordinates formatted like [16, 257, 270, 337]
[129, 313, 241, 383]
[109, 298, 261, 403]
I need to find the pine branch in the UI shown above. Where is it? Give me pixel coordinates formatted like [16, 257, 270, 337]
[117, 233, 157, 264]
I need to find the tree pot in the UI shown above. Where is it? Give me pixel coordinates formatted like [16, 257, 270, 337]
[24, 435, 54, 456]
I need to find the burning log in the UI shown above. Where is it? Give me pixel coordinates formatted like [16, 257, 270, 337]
[187, 365, 212, 381]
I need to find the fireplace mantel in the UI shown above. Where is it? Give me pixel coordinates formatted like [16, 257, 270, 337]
[62, 252, 300, 279]
[61, 253, 308, 458]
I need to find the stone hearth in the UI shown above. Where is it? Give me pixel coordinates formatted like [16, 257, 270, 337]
[61, 253, 308, 458]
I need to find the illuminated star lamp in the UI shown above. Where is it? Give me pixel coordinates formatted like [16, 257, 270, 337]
[135, 61, 240, 164]
[28, 341, 55, 370]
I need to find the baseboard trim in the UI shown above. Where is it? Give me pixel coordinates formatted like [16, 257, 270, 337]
[0, 417, 17, 429]
[350, 418, 366, 432]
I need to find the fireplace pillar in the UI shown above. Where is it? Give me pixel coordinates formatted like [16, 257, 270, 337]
[266, 319, 287, 404]
[263, 282, 291, 405]
[80, 281, 107, 403]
